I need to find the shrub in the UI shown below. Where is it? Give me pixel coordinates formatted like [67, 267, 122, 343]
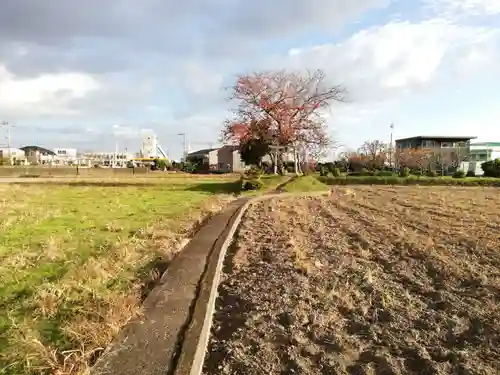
[411, 170, 422, 176]
[426, 170, 438, 177]
[319, 167, 329, 177]
[378, 170, 395, 177]
[153, 158, 169, 170]
[245, 166, 263, 179]
[243, 179, 264, 191]
[360, 168, 371, 176]
[399, 167, 410, 177]
[466, 170, 476, 177]
[453, 170, 466, 178]
[481, 159, 500, 177]
[331, 167, 342, 177]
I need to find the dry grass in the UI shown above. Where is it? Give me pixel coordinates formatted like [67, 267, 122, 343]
[204, 186, 500, 375]
[0, 177, 240, 375]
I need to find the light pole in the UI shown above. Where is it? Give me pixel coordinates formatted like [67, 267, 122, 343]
[178, 133, 186, 161]
[389, 123, 394, 169]
[1, 121, 12, 165]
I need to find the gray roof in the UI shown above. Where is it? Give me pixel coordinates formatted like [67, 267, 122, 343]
[395, 135, 477, 142]
[20, 145, 56, 155]
[187, 148, 219, 157]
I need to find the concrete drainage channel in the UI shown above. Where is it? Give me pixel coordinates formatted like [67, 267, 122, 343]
[90, 177, 325, 375]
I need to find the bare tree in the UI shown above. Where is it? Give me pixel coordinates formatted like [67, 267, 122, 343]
[358, 140, 387, 170]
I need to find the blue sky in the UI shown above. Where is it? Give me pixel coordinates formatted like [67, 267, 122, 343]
[0, 0, 499, 159]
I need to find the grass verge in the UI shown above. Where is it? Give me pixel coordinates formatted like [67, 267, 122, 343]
[281, 175, 329, 193]
[0, 177, 239, 375]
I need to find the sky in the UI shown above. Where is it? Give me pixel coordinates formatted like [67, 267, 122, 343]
[0, 0, 499, 159]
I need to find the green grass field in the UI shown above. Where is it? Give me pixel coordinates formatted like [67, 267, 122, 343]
[0, 175, 287, 375]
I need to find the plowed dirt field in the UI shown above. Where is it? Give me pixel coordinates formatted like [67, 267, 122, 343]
[203, 186, 500, 375]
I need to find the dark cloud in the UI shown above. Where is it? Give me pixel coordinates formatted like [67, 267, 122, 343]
[0, 0, 388, 76]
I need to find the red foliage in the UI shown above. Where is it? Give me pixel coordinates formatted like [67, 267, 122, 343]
[223, 70, 346, 154]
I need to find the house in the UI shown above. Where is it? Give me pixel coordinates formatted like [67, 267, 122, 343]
[186, 148, 220, 171]
[186, 146, 246, 172]
[20, 146, 56, 165]
[217, 145, 246, 173]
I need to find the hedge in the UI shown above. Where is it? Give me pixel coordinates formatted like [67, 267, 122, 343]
[317, 175, 500, 186]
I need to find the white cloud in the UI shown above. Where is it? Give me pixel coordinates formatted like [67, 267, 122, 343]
[282, 19, 499, 102]
[424, 0, 500, 17]
[0, 65, 100, 116]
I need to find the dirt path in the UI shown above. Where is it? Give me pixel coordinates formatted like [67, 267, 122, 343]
[202, 186, 500, 375]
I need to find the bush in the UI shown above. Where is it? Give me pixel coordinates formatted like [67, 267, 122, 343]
[153, 158, 169, 170]
[319, 167, 329, 177]
[466, 170, 476, 177]
[399, 167, 410, 177]
[481, 159, 500, 177]
[245, 166, 263, 179]
[453, 170, 466, 178]
[378, 170, 395, 177]
[426, 170, 438, 177]
[242, 179, 264, 191]
[411, 170, 422, 176]
[331, 167, 342, 177]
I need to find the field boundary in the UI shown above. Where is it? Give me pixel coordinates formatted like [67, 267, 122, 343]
[89, 177, 303, 375]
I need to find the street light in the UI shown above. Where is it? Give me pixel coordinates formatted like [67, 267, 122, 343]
[389, 123, 394, 169]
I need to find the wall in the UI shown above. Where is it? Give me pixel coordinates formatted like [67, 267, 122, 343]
[0, 167, 150, 177]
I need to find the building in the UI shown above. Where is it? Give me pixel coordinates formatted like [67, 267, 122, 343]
[53, 148, 78, 165]
[186, 146, 246, 172]
[20, 146, 56, 165]
[462, 142, 500, 176]
[186, 147, 236, 172]
[80, 152, 134, 168]
[0, 148, 26, 165]
[140, 131, 168, 159]
[394, 136, 478, 172]
[217, 145, 246, 172]
[395, 135, 477, 150]
[186, 145, 297, 172]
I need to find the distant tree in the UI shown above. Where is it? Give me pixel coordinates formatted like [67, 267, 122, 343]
[396, 148, 432, 172]
[358, 140, 387, 170]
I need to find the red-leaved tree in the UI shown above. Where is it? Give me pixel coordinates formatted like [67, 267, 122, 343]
[222, 69, 346, 173]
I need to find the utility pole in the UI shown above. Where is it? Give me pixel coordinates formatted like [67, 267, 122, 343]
[1, 121, 12, 165]
[178, 133, 186, 161]
[389, 123, 394, 169]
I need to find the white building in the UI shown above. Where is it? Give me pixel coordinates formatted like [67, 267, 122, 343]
[53, 148, 78, 165]
[462, 142, 500, 175]
[140, 131, 168, 159]
[0, 148, 26, 164]
[81, 152, 134, 168]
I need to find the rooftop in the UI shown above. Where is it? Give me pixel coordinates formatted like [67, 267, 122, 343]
[395, 135, 477, 142]
[20, 145, 56, 155]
